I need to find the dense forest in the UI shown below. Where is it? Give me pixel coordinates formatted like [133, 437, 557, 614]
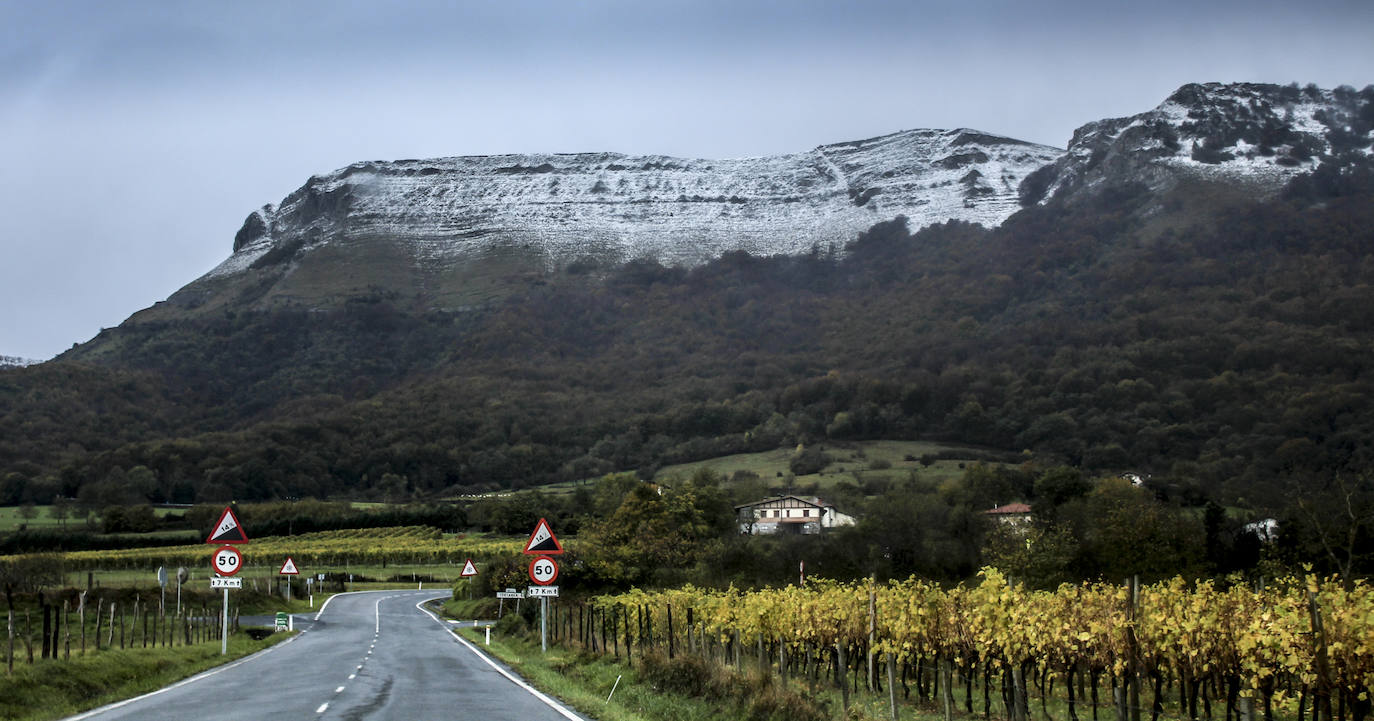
[1, 166, 1373, 528]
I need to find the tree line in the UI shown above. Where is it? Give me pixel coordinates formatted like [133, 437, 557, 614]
[0, 166, 1372, 525]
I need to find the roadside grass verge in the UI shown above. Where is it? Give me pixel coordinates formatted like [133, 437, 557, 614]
[0, 631, 291, 721]
[454, 622, 937, 721]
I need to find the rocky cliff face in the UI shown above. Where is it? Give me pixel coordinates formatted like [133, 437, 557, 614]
[1021, 82, 1374, 205]
[216, 128, 1062, 278]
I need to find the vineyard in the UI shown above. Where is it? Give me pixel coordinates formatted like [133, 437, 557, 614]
[13, 526, 528, 572]
[536, 570, 1371, 721]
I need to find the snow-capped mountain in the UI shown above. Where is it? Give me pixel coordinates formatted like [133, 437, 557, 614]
[1022, 82, 1374, 205]
[216, 129, 1061, 280]
[143, 82, 1369, 320]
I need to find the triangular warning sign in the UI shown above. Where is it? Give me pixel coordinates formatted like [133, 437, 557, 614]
[522, 517, 563, 555]
[205, 507, 249, 544]
[460, 559, 478, 577]
[280, 557, 299, 575]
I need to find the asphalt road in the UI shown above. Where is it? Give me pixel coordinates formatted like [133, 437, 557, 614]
[66, 590, 584, 721]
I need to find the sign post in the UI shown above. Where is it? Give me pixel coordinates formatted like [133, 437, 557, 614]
[279, 557, 299, 603]
[522, 518, 564, 654]
[176, 567, 188, 616]
[495, 588, 523, 618]
[527, 555, 559, 652]
[460, 559, 478, 599]
[205, 507, 248, 656]
[157, 566, 167, 616]
[211, 544, 243, 655]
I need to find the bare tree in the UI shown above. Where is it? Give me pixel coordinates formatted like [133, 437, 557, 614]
[1293, 474, 1374, 588]
[49, 496, 70, 530]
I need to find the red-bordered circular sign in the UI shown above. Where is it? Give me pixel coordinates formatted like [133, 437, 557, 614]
[212, 545, 243, 577]
[528, 555, 559, 585]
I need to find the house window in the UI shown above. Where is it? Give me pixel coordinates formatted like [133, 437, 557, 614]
[803, 510, 810, 517]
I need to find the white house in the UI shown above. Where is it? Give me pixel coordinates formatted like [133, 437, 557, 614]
[735, 495, 856, 535]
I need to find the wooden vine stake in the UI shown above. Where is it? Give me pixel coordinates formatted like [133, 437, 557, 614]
[1308, 590, 1333, 721]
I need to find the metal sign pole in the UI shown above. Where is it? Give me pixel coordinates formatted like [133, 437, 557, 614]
[541, 597, 547, 653]
[221, 587, 229, 655]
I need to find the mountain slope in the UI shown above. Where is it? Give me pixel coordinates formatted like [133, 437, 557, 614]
[5, 81, 1372, 510]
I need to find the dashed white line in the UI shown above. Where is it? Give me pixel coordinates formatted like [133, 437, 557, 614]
[335, 686, 345, 693]
[316, 703, 329, 714]
[348, 673, 356, 680]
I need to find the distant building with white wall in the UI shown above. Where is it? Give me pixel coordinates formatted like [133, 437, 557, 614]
[735, 495, 856, 535]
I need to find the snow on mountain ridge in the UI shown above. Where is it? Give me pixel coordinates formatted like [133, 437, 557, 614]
[0, 356, 38, 368]
[1026, 82, 1374, 204]
[210, 127, 1065, 281]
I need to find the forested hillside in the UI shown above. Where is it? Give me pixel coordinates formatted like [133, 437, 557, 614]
[2, 168, 1372, 516]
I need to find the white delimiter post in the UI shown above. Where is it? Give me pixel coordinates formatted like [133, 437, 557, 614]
[221, 587, 229, 655]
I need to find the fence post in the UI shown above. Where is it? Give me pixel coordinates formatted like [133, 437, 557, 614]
[888, 652, 900, 721]
[780, 636, 789, 685]
[869, 581, 877, 692]
[838, 641, 851, 712]
[41, 599, 50, 660]
[93, 600, 103, 651]
[1308, 591, 1333, 721]
[941, 655, 955, 721]
[61, 600, 69, 660]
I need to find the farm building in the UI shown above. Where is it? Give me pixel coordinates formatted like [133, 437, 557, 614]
[735, 495, 856, 535]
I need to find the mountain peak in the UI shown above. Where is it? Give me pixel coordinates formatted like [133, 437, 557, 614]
[1022, 81, 1374, 205]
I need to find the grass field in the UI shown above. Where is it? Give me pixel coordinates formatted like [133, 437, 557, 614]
[652, 439, 1004, 491]
[0, 505, 191, 533]
[0, 505, 68, 531]
[523, 439, 1006, 499]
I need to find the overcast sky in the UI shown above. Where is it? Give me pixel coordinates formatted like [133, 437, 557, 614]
[1, 0, 1371, 361]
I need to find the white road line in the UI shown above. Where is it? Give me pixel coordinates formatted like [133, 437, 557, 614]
[375, 596, 383, 634]
[335, 686, 345, 693]
[63, 632, 306, 720]
[413, 597, 584, 721]
[348, 673, 356, 680]
[68, 590, 431, 721]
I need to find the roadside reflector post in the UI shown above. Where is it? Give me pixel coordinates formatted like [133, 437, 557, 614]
[485, 625, 491, 646]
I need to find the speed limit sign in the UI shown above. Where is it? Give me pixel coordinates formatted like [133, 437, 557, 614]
[528, 556, 558, 585]
[212, 545, 243, 576]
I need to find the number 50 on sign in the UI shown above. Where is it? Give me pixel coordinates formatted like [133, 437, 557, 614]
[213, 545, 243, 576]
[528, 556, 558, 585]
